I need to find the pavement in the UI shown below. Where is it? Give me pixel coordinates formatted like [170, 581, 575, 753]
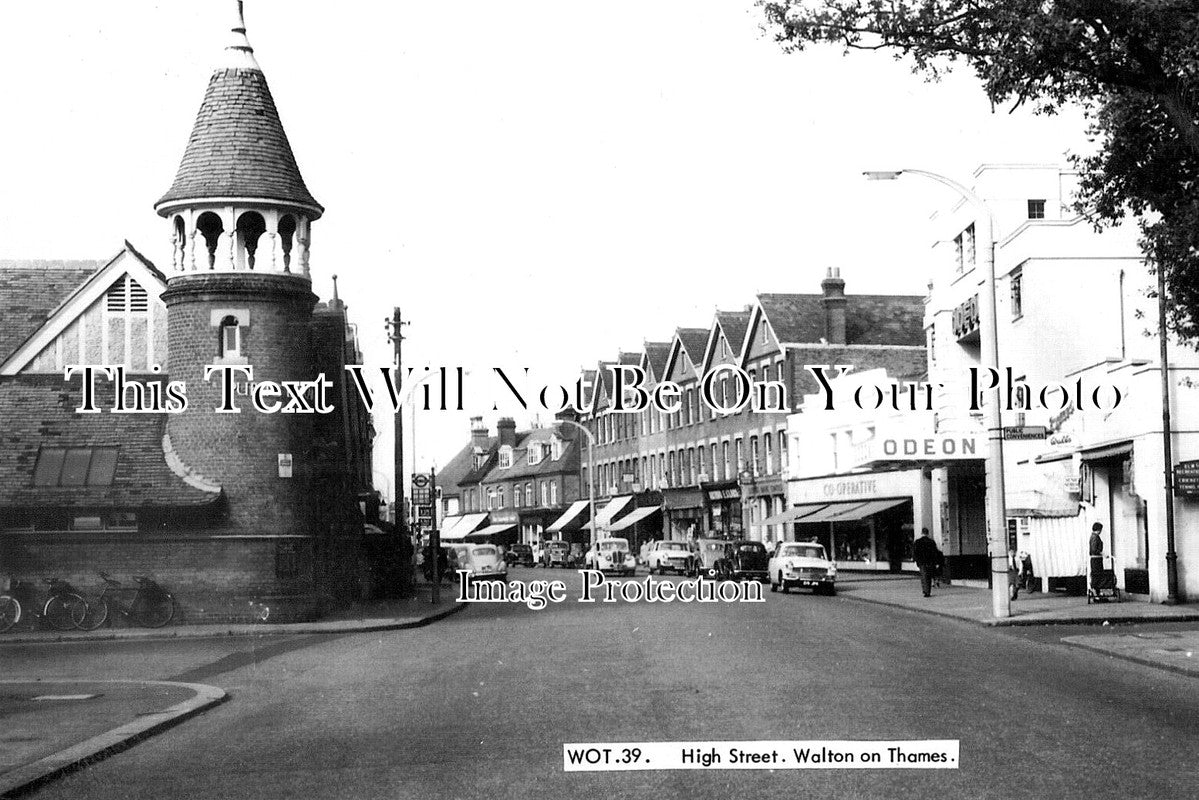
[0, 679, 226, 798]
[0, 586, 465, 645]
[836, 570, 1199, 627]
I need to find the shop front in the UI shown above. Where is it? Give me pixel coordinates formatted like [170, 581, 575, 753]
[702, 481, 742, 538]
[784, 468, 934, 573]
[662, 487, 705, 540]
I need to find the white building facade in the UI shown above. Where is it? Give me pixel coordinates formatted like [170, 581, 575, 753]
[925, 164, 1199, 601]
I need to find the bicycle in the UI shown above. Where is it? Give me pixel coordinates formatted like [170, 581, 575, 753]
[77, 572, 177, 630]
[0, 577, 88, 633]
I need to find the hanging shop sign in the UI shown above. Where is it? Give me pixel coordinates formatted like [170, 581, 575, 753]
[1175, 461, 1199, 499]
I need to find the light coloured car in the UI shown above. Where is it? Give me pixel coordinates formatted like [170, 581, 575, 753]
[768, 541, 836, 595]
[586, 537, 637, 576]
[461, 544, 508, 582]
[645, 540, 695, 575]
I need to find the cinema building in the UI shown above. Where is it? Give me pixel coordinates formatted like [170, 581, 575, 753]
[923, 164, 1199, 599]
[778, 368, 987, 572]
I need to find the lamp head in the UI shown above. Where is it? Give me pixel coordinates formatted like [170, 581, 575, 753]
[863, 170, 903, 181]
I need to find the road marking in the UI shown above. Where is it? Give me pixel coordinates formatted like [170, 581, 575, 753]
[32, 694, 99, 701]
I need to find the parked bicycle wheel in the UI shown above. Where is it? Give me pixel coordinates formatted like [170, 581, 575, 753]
[76, 596, 110, 631]
[43, 593, 87, 631]
[133, 591, 176, 628]
[0, 595, 21, 633]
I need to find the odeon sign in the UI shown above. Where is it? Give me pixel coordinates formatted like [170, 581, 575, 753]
[874, 435, 982, 461]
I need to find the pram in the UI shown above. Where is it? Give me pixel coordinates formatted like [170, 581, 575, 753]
[1087, 554, 1121, 604]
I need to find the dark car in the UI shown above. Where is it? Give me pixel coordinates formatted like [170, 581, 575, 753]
[693, 538, 733, 579]
[713, 540, 769, 582]
[542, 541, 573, 568]
[505, 544, 535, 568]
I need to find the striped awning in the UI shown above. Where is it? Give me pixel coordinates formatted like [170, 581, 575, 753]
[547, 500, 590, 532]
[607, 506, 660, 532]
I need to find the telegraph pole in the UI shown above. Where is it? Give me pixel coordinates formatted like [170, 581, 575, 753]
[386, 308, 409, 532]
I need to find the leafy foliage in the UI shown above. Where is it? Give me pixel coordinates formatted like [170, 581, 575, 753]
[762, 0, 1199, 341]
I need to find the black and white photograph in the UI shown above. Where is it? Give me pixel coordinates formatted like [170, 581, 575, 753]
[3, 1, 1199, 798]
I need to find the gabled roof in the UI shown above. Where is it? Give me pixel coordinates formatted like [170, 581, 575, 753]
[0, 377, 222, 510]
[677, 328, 709, 362]
[705, 310, 752, 370]
[0, 244, 169, 376]
[756, 293, 924, 346]
[155, 13, 321, 217]
[0, 260, 104, 363]
[642, 342, 671, 382]
[715, 311, 751, 355]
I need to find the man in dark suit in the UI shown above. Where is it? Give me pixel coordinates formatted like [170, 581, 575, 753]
[912, 528, 942, 598]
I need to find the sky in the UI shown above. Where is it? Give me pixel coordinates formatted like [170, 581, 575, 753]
[0, 1, 1092, 501]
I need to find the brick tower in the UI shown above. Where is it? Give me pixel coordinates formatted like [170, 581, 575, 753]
[157, 2, 323, 543]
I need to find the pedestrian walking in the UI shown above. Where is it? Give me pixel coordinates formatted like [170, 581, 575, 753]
[912, 528, 941, 598]
[1089, 522, 1106, 577]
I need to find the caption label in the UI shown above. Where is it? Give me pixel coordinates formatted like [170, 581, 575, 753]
[563, 740, 959, 771]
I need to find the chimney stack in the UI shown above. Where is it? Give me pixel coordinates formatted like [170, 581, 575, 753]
[470, 416, 489, 449]
[821, 266, 847, 345]
[497, 417, 517, 448]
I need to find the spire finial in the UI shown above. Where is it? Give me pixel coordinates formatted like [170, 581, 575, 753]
[221, 0, 261, 70]
[332, 274, 340, 302]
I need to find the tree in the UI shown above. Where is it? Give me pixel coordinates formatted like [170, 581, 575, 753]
[761, 0, 1199, 341]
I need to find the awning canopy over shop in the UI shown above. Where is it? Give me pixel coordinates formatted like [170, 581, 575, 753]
[582, 496, 633, 531]
[755, 503, 828, 526]
[441, 512, 488, 541]
[794, 498, 908, 524]
[607, 506, 660, 532]
[1006, 490, 1079, 519]
[464, 523, 515, 541]
[547, 500, 589, 532]
[1078, 440, 1133, 461]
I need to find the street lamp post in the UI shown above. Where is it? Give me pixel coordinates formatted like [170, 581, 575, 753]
[866, 169, 1010, 619]
[555, 418, 598, 563]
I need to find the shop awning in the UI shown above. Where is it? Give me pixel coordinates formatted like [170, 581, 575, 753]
[547, 500, 590, 532]
[465, 523, 515, 540]
[755, 503, 829, 526]
[441, 512, 487, 541]
[1079, 440, 1133, 461]
[582, 495, 633, 531]
[794, 498, 908, 524]
[607, 506, 660, 532]
[1006, 490, 1079, 518]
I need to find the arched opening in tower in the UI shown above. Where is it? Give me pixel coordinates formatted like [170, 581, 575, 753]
[196, 212, 224, 270]
[277, 214, 297, 272]
[236, 211, 267, 270]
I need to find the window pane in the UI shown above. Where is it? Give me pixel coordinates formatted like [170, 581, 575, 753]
[87, 447, 119, 486]
[33, 448, 66, 486]
[61, 448, 92, 486]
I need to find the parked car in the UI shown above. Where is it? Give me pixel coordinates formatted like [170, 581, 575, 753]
[461, 544, 508, 582]
[542, 540, 573, 568]
[645, 540, 696, 575]
[713, 540, 769, 582]
[505, 543, 536, 568]
[768, 541, 836, 595]
[586, 537, 637, 576]
[692, 538, 733, 579]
